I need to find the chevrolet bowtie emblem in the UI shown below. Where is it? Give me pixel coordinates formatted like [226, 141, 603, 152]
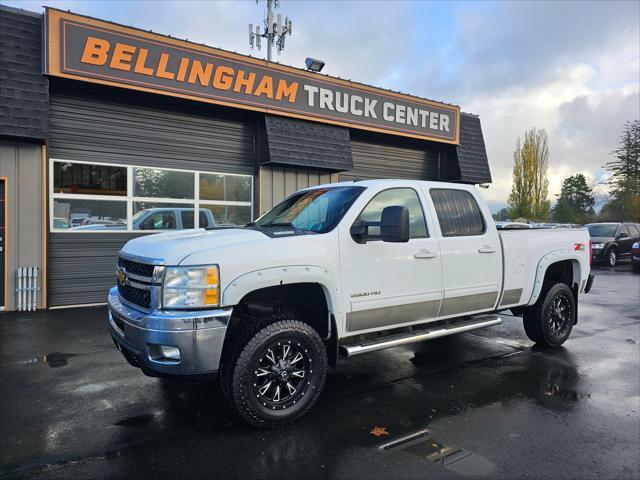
[116, 268, 126, 286]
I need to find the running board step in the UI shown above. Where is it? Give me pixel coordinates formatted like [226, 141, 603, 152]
[340, 315, 502, 357]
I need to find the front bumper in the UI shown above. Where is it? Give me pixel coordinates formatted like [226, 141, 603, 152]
[107, 287, 232, 379]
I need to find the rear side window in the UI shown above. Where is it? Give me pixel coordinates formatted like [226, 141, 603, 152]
[430, 189, 485, 237]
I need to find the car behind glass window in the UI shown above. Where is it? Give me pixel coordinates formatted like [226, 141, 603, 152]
[430, 189, 485, 237]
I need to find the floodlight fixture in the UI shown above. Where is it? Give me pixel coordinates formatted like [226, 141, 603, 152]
[305, 57, 325, 73]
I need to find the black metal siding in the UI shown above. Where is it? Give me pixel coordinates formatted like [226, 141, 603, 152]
[342, 131, 439, 181]
[48, 233, 141, 306]
[48, 83, 258, 306]
[49, 83, 257, 174]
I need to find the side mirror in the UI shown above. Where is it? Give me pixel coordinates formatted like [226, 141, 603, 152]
[350, 222, 368, 244]
[380, 206, 410, 243]
[618, 232, 628, 239]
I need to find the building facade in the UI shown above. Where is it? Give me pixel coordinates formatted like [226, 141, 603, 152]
[0, 5, 491, 310]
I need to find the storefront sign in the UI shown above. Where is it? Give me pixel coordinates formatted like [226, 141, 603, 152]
[45, 9, 460, 144]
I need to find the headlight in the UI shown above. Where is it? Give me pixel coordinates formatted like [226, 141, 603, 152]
[591, 243, 604, 249]
[162, 265, 219, 309]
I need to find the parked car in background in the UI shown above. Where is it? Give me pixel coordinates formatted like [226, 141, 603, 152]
[632, 242, 640, 273]
[53, 217, 70, 229]
[586, 222, 640, 266]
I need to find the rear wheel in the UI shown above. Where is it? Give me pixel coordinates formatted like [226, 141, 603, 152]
[606, 248, 617, 267]
[523, 282, 575, 347]
[221, 316, 327, 428]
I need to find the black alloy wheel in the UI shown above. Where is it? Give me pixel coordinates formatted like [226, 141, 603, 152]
[223, 317, 328, 428]
[547, 293, 572, 338]
[523, 282, 575, 347]
[253, 340, 312, 410]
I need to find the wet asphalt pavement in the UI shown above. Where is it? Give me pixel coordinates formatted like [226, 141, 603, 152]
[1, 264, 639, 479]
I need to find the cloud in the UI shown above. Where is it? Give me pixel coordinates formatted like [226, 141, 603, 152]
[2, 0, 638, 212]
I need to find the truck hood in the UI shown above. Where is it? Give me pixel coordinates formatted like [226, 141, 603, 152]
[121, 228, 269, 265]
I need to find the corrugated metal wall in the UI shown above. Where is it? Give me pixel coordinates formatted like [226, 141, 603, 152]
[259, 166, 340, 215]
[0, 141, 45, 310]
[48, 85, 258, 307]
[342, 131, 439, 181]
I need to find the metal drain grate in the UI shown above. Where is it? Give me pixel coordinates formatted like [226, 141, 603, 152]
[379, 428, 496, 477]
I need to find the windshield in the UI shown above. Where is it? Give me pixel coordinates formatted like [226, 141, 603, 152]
[586, 224, 618, 237]
[256, 186, 365, 233]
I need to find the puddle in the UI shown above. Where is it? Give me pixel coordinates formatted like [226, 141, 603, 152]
[14, 352, 77, 368]
[379, 429, 495, 477]
[115, 412, 158, 428]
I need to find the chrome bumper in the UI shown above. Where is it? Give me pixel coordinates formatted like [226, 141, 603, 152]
[107, 287, 232, 378]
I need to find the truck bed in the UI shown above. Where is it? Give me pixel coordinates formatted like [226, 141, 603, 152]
[497, 227, 591, 308]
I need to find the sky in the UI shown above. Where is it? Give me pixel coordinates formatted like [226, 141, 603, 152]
[3, 0, 639, 212]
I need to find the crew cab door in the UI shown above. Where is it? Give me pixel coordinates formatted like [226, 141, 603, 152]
[425, 187, 502, 317]
[339, 187, 443, 334]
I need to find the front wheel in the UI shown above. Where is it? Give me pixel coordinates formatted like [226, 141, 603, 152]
[222, 317, 328, 428]
[523, 282, 575, 347]
[606, 249, 617, 267]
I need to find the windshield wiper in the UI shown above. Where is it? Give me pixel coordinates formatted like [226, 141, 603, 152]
[263, 222, 297, 228]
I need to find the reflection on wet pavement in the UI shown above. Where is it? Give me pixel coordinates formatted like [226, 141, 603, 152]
[11, 352, 77, 368]
[0, 266, 638, 479]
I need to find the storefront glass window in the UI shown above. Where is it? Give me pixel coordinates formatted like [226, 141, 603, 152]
[133, 167, 195, 199]
[50, 160, 253, 232]
[199, 173, 252, 202]
[200, 204, 252, 226]
[53, 198, 127, 230]
[53, 162, 127, 196]
[133, 201, 192, 230]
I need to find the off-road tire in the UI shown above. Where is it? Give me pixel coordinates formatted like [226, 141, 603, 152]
[219, 312, 273, 409]
[220, 316, 327, 428]
[523, 282, 575, 347]
[606, 248, 617, 267]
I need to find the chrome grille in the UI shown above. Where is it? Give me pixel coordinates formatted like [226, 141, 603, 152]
[116, 256, 162, 310]
[117, 282, 151, 309]
[117, 257, 156, 278]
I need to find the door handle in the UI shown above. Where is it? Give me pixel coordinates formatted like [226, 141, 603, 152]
[478, 246, 496, 254]
[414, 250, 438, 259]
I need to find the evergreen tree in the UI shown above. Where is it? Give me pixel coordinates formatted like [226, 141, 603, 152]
[604, 120, 640, 221]
[556, 173, 595, 222]
[552, 197, 575, 223]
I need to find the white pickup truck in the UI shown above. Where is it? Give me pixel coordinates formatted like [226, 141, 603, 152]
[108, 179, 594, 428]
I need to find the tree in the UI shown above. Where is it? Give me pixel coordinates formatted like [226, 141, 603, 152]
[508, 128, 551, 220]
[599, 197, 626, 222]
[555, 173, 595, 223]
[552, 197, 575, 223]
[604, 120, 640, 221]
[492, 207, 510, 221]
